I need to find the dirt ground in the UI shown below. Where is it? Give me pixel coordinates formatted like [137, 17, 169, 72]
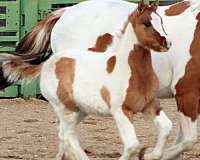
[0, 98, 199, 160]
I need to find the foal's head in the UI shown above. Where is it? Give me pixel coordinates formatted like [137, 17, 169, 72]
[130, 0, 171, 52]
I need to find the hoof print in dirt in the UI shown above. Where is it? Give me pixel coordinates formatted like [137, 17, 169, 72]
[24, 119, 39, 123]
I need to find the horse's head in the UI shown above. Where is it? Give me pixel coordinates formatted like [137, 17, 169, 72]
[130, 0, 171, 52]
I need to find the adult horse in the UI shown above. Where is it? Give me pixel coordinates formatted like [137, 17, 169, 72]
[51, 1, 200, 159]
[0, 1, 172, 160]
[0, 0, 199, 159]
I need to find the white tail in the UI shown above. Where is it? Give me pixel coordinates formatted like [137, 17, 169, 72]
[0, 54, 43, 84]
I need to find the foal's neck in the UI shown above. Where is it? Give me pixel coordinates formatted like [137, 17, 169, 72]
[129, 45, 153, 73]
[114, 20, 153, 75]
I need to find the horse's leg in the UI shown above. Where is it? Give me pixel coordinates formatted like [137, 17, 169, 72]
[162, 91, 198, 160]
[56, 123, 65, 160]
[174, 124, 183, 145]
[111, 108, 140, 160]
[62, 112, 89, 160]
[50, 102, 88, 160]
[168, 117, 184, 160]
[142, 99, 172, 160]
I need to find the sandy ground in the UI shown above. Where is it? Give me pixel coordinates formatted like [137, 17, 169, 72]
[0, 98, 199, 160]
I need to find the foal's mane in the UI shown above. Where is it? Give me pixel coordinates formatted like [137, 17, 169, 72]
[188, 0, 200, 12]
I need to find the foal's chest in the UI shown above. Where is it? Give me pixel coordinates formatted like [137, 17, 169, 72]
[123, 46, 159, 113]
[123, 72, 159, 113]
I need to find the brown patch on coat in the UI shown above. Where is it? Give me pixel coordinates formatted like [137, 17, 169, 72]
[88, 33, 113, 52]
[122, 45, 159, 115]
[107, 56, 116, 74]
[142, 98, 162, 116]
[56, 57, 79, 112]
[100, 86, 111, 108]
[199, 100, 200, 114]
[175, 13, 200, 121]
[165, 1, 190, 16]
[122, 105, 133, 120]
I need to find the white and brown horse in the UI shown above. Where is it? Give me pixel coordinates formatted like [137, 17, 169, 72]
[0, 1, 172, 160]
[7, 0, 199, 159]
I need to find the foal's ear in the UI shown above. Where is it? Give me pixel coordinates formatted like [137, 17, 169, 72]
[150, 0, 159, 11]
[138, 0, 146, 12]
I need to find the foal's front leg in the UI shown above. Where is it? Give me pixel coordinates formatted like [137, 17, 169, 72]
[142, 99, 172, 160]
[111, 107, 141, 160]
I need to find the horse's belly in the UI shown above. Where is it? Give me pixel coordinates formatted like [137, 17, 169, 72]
[73, 91, 111, 116]
[151, 54, 174, 98]
[157, 87, 173, 98]
[72, 77, 112, 116]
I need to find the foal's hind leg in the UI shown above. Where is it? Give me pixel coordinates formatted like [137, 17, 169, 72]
[50, 102, 89, 160]
[111, 107, 141, 160]
[142, 99, 172, 160]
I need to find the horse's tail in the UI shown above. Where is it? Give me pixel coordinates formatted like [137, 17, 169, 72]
[0, 53, 48, 90]
[14, 8, 65, 59]
[0, 8, 65, 89]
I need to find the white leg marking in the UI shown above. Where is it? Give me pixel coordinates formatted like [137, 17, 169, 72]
[174, 124, 183, 145]
[57, 122, 66, 160]
[162, 112, 197, 160]
[61, 111, 89, 160]
[144, 111, 172, 160]
[50, 101, 88, 160]
[111, 108, 140, 160]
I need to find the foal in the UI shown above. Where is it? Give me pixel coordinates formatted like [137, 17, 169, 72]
[0, 1, 172, 160]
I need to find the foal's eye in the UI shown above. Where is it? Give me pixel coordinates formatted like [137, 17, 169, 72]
[143, 21, 152, 27]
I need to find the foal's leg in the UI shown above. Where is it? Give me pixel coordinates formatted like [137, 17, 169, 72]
[111, 107, 140, 160]
[162, 91, 198, 160]
[142, 99, 172, 160]
[50, 102, 88, 160]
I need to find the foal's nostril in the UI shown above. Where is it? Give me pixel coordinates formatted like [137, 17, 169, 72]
[163, 40, 167, 47]
[160, 39, 171, 52]
[163, 38, 172, 49]
[166, 41, 172, 49]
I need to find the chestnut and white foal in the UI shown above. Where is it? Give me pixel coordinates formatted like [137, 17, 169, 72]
[0, 2, 172, 160]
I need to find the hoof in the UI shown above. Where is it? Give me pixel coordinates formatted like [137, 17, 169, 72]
[56, 153, 66, 160]
[139, 147, 148, 160]
[61, 154, 66, 160]
[139, 147, 162, 160]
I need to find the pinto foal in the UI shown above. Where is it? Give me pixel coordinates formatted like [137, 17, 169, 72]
[0, 2, 172, 160]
